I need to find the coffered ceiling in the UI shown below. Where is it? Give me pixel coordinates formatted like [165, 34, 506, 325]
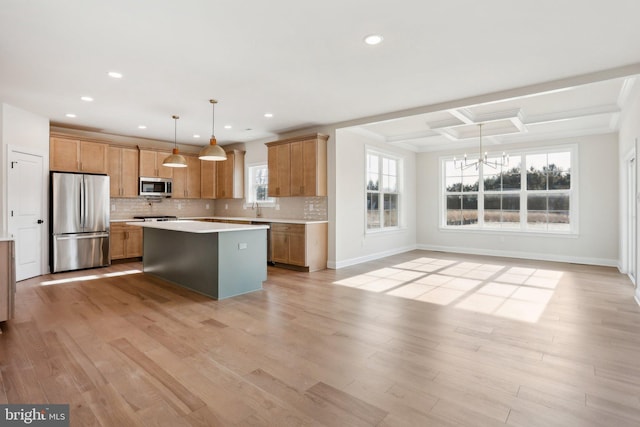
[353, 76, 637, 151]
[1, 1, 639, 149]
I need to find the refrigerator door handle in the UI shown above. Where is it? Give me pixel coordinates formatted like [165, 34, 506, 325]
[79, 176, 85, 229]
[55, 233, 110, 241]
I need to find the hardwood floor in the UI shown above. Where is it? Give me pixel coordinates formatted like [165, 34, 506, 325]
[1, 250, 640, 426]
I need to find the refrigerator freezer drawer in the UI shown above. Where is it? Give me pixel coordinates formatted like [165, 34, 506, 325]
[52, 233, 110, 273]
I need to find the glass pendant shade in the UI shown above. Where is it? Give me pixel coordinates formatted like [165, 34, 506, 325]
[163, 115, 187, 168]
[199, 99, 227, 161]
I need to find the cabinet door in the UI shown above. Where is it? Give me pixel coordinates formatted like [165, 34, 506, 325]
[216, 152, 232, 199]
[271, 231, 289, 263]
[268, 144, 290, 197]
[50, 137, 80, 172]
[107, 147, 122, 197]
[80, 141, 108, 173]
[186, 156, 201, 198]
[172, 166, 187, 198]
[291, 139, 319, 197]
[157, 152, 173, 178]
[290, 141, 304, 196]
[139, 150, 157, 177]
[110, 224, 126, 260]
[287, 224, 306, 266]
[200, 160, 216, 199]
[121, 148, 139, 197]
[125, 226, 143, 257]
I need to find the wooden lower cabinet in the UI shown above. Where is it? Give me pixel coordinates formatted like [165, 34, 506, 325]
[0, 240, 15, 324]
[270, 222, 327, 272]
[110, 223, 143, 260]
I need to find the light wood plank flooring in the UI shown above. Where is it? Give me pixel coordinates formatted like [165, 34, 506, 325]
[1, 250, 640, 426]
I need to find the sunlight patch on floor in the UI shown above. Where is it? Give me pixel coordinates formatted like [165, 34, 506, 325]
[332, 257, 562, 323]
[39, 269, 142, 286]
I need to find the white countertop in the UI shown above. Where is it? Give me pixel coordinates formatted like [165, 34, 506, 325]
[0, 236, 14, 242]
[113, 216, 327, 224]
[126, 220, 269, 233]
[181, 216, 328, 224]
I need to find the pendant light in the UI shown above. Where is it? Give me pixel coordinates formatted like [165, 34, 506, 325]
[198, 99, 227, 161]
[163, 115, 188, 168]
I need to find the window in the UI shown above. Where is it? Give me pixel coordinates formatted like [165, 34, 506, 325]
[246, 164, 275, 205]
[442, 146, 574, 233]
[367, 150, 401, 230]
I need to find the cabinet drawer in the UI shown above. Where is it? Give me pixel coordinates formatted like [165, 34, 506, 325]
[270, 223, 305, 235]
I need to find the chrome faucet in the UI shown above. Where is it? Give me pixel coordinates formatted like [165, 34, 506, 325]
[253, 202, 263, 217]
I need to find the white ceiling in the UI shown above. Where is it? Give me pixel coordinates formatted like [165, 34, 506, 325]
[1, 1, 640, 149]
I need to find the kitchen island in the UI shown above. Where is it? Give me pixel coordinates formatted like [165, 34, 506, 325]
[127, 220, 268, 299]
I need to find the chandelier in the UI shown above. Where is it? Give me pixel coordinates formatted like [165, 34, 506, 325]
[453, 123, 509, 170]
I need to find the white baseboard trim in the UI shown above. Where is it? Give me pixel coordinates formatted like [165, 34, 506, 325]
[329, 245, 417, 269]
[415, 244, 619, 268]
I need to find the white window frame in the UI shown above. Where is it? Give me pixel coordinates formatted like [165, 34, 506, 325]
[244, 162, 276, 207]
[365, 147, 403, 233]
[439, 143, 578, 235]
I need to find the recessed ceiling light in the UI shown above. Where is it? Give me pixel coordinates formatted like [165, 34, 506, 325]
[364, 34, 384, 45]
[108, 71, 123, 79]
[65, 113, 76, 118]
[264, 113, 273, 118]
[138, 125, 147, 129]
[224, 125, 232, 129]
[80, 96, 93, 102]
[193, 134, 200, 138]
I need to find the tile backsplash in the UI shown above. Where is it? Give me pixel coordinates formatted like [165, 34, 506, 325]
[110, 196, 327, 221]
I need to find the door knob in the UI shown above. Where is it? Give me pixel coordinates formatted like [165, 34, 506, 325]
[37, 219, 44, 224]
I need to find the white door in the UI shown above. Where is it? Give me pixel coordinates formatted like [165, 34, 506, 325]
[7, 149, 45, 281]
[629, 155, 637, 285]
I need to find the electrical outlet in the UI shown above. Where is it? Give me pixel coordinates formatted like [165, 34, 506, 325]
[225, 203, 228, 210]
[309, 203, 314, 210]
[205, 203, 210, 209]
[275, 204, 280, 211]
[238, 242, 247, 250]
[111, 204, 116, 212]
[177, 203, 182, 210]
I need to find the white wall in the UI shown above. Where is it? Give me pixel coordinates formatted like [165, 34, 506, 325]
[332, 128, 417, 268]
[618, 87, 640, 298]
[0, 103, 50, 235]
[416, 133, 619, 266]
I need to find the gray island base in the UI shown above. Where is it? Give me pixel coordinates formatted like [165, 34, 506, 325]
[128, 221, 268, 299]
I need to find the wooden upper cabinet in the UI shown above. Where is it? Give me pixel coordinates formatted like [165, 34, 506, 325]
[215, 149, 245, 199]
[265, 133, 328, 197]
[200, 160, 217, 199]
[172, 155, 201, 199]
[50, 137, 108, 173]
[267, 143, 291, 197]
[108, 147, 139, 197]
[139, 149, 173, 178]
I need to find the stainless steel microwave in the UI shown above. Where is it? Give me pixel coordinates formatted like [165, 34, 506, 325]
[139, 177, 172, 197]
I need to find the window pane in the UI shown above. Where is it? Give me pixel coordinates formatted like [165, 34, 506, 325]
[383, 175, 397, 192]
[367, 174, 378, 190]
[502, 194, 520, 228]
[502, 156, 521, 190]
[367, 193, 380, 229]
[484, 194, 501, 227]
[527, 153, 547, 190]
[462, 175, 479, 192]
[462, 195, 478, 225]
[548, 152, 571, 190]
[445, 160, 459, 176]
[484, 172, 501, 191]
[527, 194, 547, 229]
[446, 177, 462, 192]
[447, 195, 462, 225]
[367, 154, 379, 173]
[384, 194, 398, 227]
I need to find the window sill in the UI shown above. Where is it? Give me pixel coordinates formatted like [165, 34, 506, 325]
[438, 226, 579, 238]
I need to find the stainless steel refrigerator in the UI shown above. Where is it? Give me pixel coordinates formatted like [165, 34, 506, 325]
[51, 172, 110, 273]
